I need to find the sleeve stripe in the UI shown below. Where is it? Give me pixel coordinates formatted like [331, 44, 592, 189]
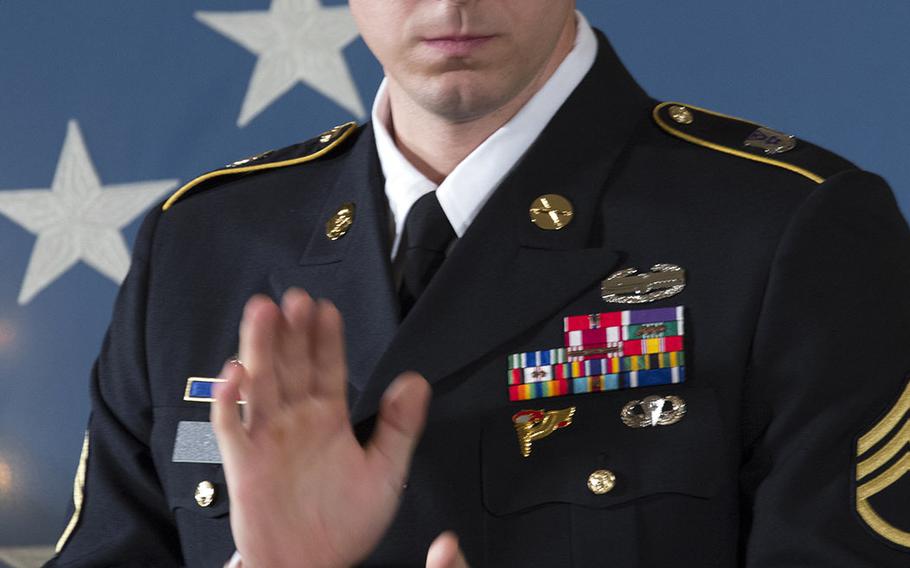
[55, 431, 89, 554]
[857, 381, 910, 455]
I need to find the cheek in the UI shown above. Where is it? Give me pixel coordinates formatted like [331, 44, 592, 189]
[349, 2, 407, 62]
[351, 9, 410, 73]
[503, 1, 573, 50]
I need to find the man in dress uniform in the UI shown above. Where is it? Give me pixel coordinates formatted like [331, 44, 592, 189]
[48, 1, 910, 566]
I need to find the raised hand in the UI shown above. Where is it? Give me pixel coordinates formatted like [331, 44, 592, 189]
[211, 289, 431, 568]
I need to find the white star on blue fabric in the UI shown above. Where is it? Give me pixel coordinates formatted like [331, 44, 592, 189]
[0, 121, 177, 305]
[0, 546, 56, 568]
[196, 0, 365, 127]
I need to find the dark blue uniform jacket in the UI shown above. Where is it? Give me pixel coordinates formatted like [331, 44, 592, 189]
[48, 30, 910, 567]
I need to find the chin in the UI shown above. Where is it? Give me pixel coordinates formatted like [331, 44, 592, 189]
[413, 71, 520, 123]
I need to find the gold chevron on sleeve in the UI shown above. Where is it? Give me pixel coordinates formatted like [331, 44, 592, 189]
[857, 418, 910, 480]
[857, 383, 910, 455]
[855, 381, 910, 549]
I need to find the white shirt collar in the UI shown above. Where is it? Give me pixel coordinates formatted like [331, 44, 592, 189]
[372, 10, 598, 257]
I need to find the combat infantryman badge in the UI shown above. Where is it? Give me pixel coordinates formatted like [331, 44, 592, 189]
[601, 264, 686, 304]
[854, 380, 910, 548]
[512, 407, 576, 458]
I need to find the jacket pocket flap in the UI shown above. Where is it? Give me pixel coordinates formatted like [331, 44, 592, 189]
[152, 405, 230, 518]
[481, 386, 723, 515]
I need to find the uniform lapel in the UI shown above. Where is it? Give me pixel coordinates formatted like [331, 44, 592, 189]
[269, 125, 399, 393]
[351, 32, 653, 422]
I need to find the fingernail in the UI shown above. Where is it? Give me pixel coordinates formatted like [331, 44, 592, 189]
[244, 294, 272, 315]
[288, 287, 311, 299]
[385, 375, 411, 408]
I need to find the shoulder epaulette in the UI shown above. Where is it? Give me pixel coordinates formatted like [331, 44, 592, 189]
[162, 121, 358, 211]
[652, 102, 854, 184]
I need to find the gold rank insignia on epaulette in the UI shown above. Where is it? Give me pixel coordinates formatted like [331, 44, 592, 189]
[161, 121, 358, 211]
[854, 380, 910, 549]
[652, 102, 854, 185]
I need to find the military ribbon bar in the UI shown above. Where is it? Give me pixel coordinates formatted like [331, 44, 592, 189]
[184, 377, 246, 404]
[564, 319, 683, 346]
[508, 305, 686, 401]
[563, 306, 684, 332]
[507, 351, 685, 385]
[508, 367, 686, 402]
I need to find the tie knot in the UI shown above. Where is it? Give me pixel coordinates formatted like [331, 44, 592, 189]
[401, 191, 455, 253]
[397, 191, 456, 317]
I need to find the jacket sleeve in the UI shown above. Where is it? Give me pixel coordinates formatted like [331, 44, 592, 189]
[45, 205, 183, 566]
[741, 169, 910, 566]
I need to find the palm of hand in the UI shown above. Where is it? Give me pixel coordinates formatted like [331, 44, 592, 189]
[212, 291, 429, 568]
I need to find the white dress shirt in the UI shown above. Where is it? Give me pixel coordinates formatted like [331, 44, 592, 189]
[371, 10, 598, 258]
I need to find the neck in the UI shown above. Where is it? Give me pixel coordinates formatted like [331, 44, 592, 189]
[386, 18, 578, 185]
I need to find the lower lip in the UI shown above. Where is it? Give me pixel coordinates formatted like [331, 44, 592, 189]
[422, 36, 494, 57]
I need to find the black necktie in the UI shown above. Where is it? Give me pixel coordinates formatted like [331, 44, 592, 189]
[398, 191, 456, 317]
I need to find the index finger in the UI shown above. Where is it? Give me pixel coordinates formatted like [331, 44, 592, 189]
[237, 294, 282, 426]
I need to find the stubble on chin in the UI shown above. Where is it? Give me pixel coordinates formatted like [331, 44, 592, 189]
[402, 66, 532, 124]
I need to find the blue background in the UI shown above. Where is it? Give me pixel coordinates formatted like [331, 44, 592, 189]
[0, 1, 907, 563]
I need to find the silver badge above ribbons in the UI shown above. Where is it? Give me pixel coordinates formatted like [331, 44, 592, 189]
[601, 264, 686, 304]
[621, 395, 686, 428]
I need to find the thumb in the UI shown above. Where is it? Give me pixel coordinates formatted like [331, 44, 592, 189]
[426, 531, 469, 568]
[366, 372, 432, 485]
